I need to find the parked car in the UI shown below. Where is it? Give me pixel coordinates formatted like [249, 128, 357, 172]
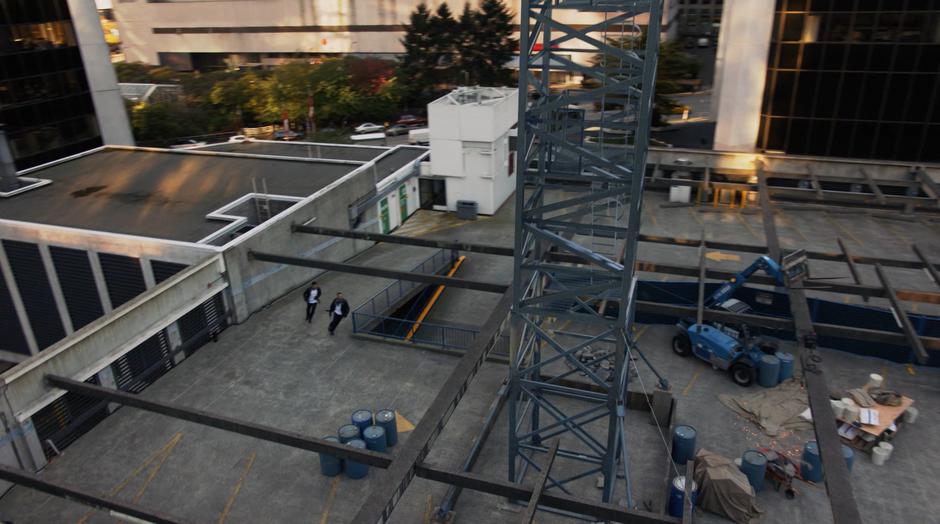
[355, 122, 384, 134]
[396, 114, 427, 127]
[408, 128, 429, 146]
[385, 124, 410, 136]
[273, 129, 302, 141]
[169, 139, 207, 149]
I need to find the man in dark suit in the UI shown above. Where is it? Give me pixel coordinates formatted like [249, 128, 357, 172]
[302, 281, 322, 323]
[328, 292, 350, 335]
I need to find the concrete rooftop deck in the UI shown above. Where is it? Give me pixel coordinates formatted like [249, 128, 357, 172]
[0, 187, 937, 523]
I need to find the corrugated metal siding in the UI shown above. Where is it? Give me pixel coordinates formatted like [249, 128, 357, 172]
[151, 260, 187, 284]
[50, 246, 104, 331]
[98, 253, 146, 308]
[33, 375, 108, 458]
[0, 263, 30, 355]
[2, 240, 65, 349]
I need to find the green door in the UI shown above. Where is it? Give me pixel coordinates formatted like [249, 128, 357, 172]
[398, 185, 409, 223]
[380, 198, 390, 233]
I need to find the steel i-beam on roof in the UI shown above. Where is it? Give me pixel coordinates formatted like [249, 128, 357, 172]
[510, 0, 661, 508]
[757, 165, 863, 524]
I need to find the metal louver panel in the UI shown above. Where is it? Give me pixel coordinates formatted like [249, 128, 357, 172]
[0, 261, 29, 355]
[2, 240, 65, 349]
[49, 246, 104, 331]
[111, 331, 174, 394]
[150, 260, 187, 284]
[33, 375, 108, 458]
[98, 253, 146, 308]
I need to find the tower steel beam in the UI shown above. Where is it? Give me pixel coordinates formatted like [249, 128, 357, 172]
[510, 0, 662, 508]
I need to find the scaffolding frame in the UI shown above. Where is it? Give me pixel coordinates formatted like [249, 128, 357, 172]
[510, 0, 662, 505]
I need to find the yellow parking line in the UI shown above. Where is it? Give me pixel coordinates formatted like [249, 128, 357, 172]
[217, 451, 257, 524]
[737, 213, 761, 241]
[826, 215, 865, 246]
[682, 370, 702, 397]
[317, 476, 341, 524]
[76, 432, 183, 524]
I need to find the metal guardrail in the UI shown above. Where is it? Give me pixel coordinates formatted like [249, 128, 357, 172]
[353, 312, 479, 350]
[353, 248, 454, 317]
[351, 248, 511, 355]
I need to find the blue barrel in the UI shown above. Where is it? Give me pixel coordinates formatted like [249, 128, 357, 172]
[338, 424, 360, 443]
[318, 436, 343, 477]
[668, 475, 697, 518]
[801, 441, 824, 483]
[363, 425, 387, 453]
[344, 439, 369, 479]
[352, 409, 373, 434]
[740, 450, 767, 492]
[776, 352, 795, 382]
[375, 409, 398, 447]
[758, 355, 781, 388]
[842, 444, 855, 472]
[671, 425, 697, 466]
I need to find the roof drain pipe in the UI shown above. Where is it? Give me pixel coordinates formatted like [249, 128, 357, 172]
[0, 126, 19, 193]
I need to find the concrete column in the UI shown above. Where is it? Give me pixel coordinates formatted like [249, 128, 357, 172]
[66, 0, 134, 146]
[140, 257, 156, 289]
[0, 414, 46, 486]
[712, 0, 776, 152]
[38, 244, 74, 335]
[96, 366, 121, 413]
[0, 243, 39, 355]
[87, 251, 113, 313]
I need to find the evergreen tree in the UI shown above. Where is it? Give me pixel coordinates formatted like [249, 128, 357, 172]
[473, 0, 515, 85]
[455, 3, 481, 85]
[399, 3, 435, 101]
[429, 3, 459, 85]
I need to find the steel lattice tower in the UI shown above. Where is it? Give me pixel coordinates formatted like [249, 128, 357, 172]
[509, 0, 662, 506]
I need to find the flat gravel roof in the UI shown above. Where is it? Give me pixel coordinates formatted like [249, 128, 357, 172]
[0, 148, 357, 242]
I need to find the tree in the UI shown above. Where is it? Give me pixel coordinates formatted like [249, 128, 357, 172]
[472, 0, 516, 85]
[399, 3, 436, 104]
[586, 32, 700, 126]
[429, 3, 459, 85]
[454, 3, 482, 85]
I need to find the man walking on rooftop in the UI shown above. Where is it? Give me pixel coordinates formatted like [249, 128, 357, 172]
[302, 281, 322, 323]
[328, 292, 350, 335]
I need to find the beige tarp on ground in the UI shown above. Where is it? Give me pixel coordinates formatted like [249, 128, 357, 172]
[719, 379, 813, 436]
[693, 449, 763, 524]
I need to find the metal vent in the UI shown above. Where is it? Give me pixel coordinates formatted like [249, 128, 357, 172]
[2, 240, 65, 349]
[0, 259, 29, 355]
[33, 375, 108, 458]
[98, 253, 146, 308]
[50, 246, 104, 331]
[151, 260, 187, 284]
[112, 331, 174, 394]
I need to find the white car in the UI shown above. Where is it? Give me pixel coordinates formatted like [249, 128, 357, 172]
[354, 123, 384, 134]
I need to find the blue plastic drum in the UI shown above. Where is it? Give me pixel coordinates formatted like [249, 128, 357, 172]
[776, 352, 795, 382]
[668, 475, 697, 518]
[375, 409, 398, 447]
[338, 423, 360, 444]
[801, 440, 824, 483]
[344, 439, 369, 479]
[318, 435, 343, 477]
[363, 425, 387, 453]
[740, 449, 768, 492]
[842, 444, 855, 472]
[351, 409, 374, 434]
[758, 354, 781, 388]
[671, 425, 697, 466]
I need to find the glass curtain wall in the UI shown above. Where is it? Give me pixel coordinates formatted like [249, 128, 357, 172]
[758, 0, 940, 162]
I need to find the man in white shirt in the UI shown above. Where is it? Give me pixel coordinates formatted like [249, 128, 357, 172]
[302, 281, 322, 323]
[328, 292, 350, 335]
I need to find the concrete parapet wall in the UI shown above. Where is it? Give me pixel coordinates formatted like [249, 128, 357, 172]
[0, 254, 227, 422]
[222, 164, 378, 322]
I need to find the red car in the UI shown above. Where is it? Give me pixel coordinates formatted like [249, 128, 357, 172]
[396, 114, 427, 127]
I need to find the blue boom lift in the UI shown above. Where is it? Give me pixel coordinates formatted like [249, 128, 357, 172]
[672, 251, 809, 386]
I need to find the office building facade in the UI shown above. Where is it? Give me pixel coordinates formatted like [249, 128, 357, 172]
[0, 0, 131, 170]
[111, 0, 678, 70]
[714, 0, 940, 163]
